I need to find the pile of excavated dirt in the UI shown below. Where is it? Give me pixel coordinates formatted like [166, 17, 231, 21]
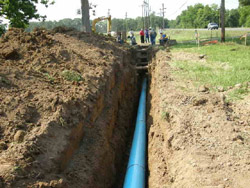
[148, 50, 250, 188]
[0, 28, 136, 187]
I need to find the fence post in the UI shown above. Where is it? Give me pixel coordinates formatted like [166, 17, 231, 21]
[245, 34, 247, 46]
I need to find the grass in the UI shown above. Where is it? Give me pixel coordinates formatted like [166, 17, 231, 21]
[133, 28, 250, 45]
[0, 74, 11, 85]
[61, 70, 82, 82]
[44, 73, 55, 82]
[170, 42, 250, 100]
[228, 88, 249, 100]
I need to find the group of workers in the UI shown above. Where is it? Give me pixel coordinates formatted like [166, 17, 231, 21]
[127, 27, 169, 46]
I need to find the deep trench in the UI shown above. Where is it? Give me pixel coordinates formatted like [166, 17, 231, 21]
[113, 46, 152, 188]
[58, 45, 153, 188]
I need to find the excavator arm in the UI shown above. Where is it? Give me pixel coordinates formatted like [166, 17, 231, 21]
[92, 16, 111, 34]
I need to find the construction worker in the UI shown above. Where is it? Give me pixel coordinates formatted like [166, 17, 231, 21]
[139, 29, 145, 43]
[149, 28, 157, 45]
[128, 29, 134, 38]
[127, 29, 137, 45]
[159, 33, 168, 45]
[145, 28, 149, 43]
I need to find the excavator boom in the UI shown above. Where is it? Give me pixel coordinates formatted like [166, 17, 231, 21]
[92, 16, 111, 34]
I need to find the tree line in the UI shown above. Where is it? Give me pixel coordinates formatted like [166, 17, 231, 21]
[26, 2, 250, 33]
[26, 13, 169, 33]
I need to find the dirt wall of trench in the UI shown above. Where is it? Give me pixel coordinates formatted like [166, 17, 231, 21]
[147, 50, 250, 188]
[0, 28, 137, 188]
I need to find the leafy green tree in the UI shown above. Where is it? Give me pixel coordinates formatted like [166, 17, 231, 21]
[168, 20, 177, 28]
[239, 0, 250, 26]
[226, 9, 240, 27]
[239, 5, 250, 26]
[112, 18, 125, 31]
[239, 0, 250, 6]
[0, 0, 55, 28]
[177, 4, 220, 28]
[0, 20, 6, 36]
[149, 12, 167, 29]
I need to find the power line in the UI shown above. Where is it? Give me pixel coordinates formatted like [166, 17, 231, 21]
[166, 0, 189, 18]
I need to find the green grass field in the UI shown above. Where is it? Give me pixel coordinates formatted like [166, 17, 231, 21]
[170, 42, 250, 100]
[133, 28, 250, 44]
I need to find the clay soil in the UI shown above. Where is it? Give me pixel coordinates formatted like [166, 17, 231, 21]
[0, 28, 136, 187]
[148, 50, 250, 188]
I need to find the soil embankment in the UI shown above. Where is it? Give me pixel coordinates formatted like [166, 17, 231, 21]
[148, 50, 250, 188]
[0, 28, 137, 187]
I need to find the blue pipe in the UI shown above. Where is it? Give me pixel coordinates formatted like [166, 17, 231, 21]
[123, 77, 147, 188]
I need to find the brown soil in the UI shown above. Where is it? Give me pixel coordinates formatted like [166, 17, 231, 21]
[0, 28, 137, 187]
[148, 50, 250, 188]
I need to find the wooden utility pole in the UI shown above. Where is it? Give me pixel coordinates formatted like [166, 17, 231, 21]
[161, 3, 166, 29]
[125, 12, 128, 32]
[141, 3, 145, 30]
[220, 0, 225, 42]
[81, 0, 91, 32]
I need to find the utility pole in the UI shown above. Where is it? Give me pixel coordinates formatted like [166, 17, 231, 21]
[143, 0, 149, 29]
[107, 9, 110, 17]
[220, 0, 225, 42]
[141, 3, 145, 30]
[149, 6, 151, 27]
[161, 3, 166, 29]
[125, 12, 128, 32]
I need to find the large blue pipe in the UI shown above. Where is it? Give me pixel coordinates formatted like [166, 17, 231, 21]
[123, 77, 147, 188]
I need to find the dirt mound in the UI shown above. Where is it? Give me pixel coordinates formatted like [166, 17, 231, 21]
[0, 28, 134, 187]
[148, 50, 250, 188]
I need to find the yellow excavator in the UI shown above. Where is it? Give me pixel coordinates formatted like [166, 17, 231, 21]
[92, 16, 112, 34]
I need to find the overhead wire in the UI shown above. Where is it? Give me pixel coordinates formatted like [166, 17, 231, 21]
[166, 0, 189, 18]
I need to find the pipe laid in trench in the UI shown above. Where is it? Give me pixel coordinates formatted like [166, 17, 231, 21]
[123, 77, 147, 188]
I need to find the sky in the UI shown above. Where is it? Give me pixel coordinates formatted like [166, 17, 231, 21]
[36, 0, 239, 21]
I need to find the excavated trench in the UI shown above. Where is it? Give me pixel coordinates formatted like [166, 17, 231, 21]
[50, 46, 151, 188]
[59, 46, 153, 188]
[0, 30, 155, 187]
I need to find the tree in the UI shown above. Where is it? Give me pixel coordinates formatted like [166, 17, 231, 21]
[0, 20, 6, 36]
[0, 0, 54, 28]
[239, 0, 250, 6]
[80, 0, 91, 32]
[226, 9, 240, 27]
[239, 0, 250, 26]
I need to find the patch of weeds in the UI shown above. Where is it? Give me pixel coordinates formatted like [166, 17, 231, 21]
[161, 111, 170, 122]
[176, 85, 190, 92]
[13, 165, 21, 172]
[43, 73, 55, 82]
[227, 88, 249, 101]
[159, 46, 166, 51]
[61, 70, 82, 82]
[59, 117, 66, 127]
[0, 75, 11, 85]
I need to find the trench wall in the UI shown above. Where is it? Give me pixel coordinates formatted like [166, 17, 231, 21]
[5, 51, 138, 188]
[63, 54, 138, 188]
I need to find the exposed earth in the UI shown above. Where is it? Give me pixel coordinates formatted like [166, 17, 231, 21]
[0, 28, 137, 187]
[0, 28, 250, 188]
[148, 50, 250, 188]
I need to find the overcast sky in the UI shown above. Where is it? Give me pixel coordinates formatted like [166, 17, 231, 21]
[36, 0, 239, 21]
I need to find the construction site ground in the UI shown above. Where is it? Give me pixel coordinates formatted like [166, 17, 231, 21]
[0, 28, 250, 188]
[148, 50, 250, 188]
